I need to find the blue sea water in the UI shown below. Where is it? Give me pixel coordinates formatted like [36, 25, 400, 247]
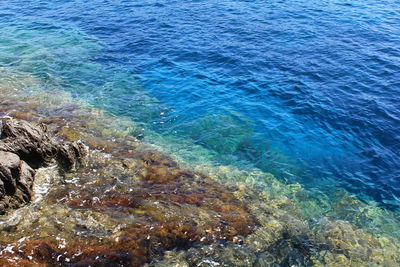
[0, 0, 399, 209]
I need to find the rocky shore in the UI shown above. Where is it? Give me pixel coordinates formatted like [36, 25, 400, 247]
[0, 81, 399, 266]
[0, 116, 260, 266]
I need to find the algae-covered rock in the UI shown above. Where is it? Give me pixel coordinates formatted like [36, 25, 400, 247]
[0, 138, 259, 266]
[178, 112, 254, 155]
[311, 219, 400, 267]
[1, 71, 400, 266]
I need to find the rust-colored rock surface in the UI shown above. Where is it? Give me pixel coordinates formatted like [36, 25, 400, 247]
[0, 121, 259, 266]
[0, 149, 258, 266]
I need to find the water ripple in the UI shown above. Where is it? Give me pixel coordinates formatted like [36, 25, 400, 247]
[0, 0, 399, 208]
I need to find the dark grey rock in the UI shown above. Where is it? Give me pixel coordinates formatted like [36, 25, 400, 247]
[0, 118, 85, 214]
[0, 151, 35, 214]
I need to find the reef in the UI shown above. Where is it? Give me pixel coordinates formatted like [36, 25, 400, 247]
[0, 119, 259, 266]
[0, 118, 85, 214]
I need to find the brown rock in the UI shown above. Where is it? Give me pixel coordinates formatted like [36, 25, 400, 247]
[0, 118, 85, 171]
[0, 118, 86, 213]
[0, 151, 35, 214]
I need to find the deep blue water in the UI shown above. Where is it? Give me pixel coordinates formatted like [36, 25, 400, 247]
[1, 0, 399, 209]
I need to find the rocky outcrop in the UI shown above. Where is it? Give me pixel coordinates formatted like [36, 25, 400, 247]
[0, 151, 35, 212]
[0, 118, 85, 214]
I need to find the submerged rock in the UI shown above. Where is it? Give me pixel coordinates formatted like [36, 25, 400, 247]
[0, 92, 399, 266]
[0, 118, 85, 214]
[0, 115, 260, 266]
[0, 149, 258, 266]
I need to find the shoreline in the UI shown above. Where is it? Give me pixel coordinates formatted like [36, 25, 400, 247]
[0, 70, 399, 266]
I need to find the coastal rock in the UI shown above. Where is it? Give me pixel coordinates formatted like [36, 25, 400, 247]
[0, 104, 399, 266]
[0, 151, 35, 214]
[0, 147, 259, 266]
[0, 118, 85, 171]
[0, 118, 85, 214]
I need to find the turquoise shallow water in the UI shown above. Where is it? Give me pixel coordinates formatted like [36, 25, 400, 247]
[0, 0, 399, 211]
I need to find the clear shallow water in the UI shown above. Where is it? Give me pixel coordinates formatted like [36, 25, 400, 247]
[1, 68, 400, 266]
[0, 0, 399, 209]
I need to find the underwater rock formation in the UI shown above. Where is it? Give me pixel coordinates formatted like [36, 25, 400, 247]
[0, 118, 85, 214]
[0, 149, 259, 266]
[0, 109, 260, 266]
[0, 86, 399, 266]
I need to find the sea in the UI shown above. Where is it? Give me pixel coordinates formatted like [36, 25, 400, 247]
[0, 0, 399, 239]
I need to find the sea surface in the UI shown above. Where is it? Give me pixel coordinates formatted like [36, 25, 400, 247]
[0, 0, 399, 211]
